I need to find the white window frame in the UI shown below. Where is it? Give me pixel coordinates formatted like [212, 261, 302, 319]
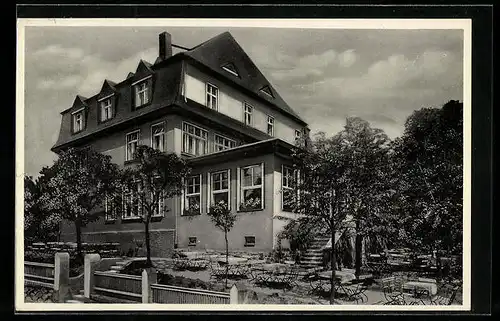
[133, 77, 151, 108]
[151, 122, 166, 152]
[152, 190, 165, 217]
[125, 130, 140, 161]
[238, 163, 264, 211]
[214, 134, 236, 152]
[183, 174, 202, 215]
[244, 103, 253, 126]
[206, 83, 219, 111]
[72, 108, 85, 133]
[208, 169, 231, 210]
[281, 165, 297, 212]
[99, 97, 113, 122]
[182, 122, 208, 156]
[267, 116, 275, 136]
[122, 182, 142, 219]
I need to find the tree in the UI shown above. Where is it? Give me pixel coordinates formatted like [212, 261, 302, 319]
[392, 100, 463, 276]
[207, 201, 238, 289]
[120, 145, 190, 267]
[335, 117, 392, 278]
[40, 147, 122, 261]
[291, 131, 353, 304]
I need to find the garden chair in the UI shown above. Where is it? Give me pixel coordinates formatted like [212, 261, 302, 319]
[338, 278, 370, 304]
[430, 283, 460, 305]
[380, 276, 407, 305]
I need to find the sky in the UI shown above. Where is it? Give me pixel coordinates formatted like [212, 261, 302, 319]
[23, 25, 464, 178]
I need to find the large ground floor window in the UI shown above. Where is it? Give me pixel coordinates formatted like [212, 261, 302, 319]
[239, 163, 264, 211]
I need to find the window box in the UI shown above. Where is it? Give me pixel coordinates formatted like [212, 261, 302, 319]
[239, 198, 262, 212]
[121, 216, 142, 223]
[104, 219, 116, 225]
[150, 215, 163, 222]
[183, 208, 201, 216]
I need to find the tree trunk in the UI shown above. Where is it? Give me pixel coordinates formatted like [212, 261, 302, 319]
[75, 217, 82, 262]
[355, 220, 363, 279]
[224, 230, 229, 289]
[330, 226, 336, 305]
[144, 218, 152, 267]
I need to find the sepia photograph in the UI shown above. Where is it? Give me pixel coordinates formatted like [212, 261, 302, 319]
[16, 18, 471, 311]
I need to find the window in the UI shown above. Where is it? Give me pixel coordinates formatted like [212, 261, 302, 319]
[260, 85, 274, 98]
[239, 164, 264, 211]
[282, 166, 297, 212]
[210, 170, 230, 208]
[184, 175, 201, 215]
[244, 236, 256, 247]
[244, 103, 253, 126]
[214, 134, 236, 152]
[100, 98, 113, 122]
[267, 116, 275, 136]
[152, 190, 164, 217]
[72, 109, 85, 133]
[206, 83, 218, 110]
[123, 182, 141, 219]
[133, 79, 151, 108]
[188, 237, 197, 246]
[182, 122, 208, 156]
[151, 122, 165, 152]
[295, 130, 301, 141]
[126, 130, 140, 161]
[104, 195, 118, 221]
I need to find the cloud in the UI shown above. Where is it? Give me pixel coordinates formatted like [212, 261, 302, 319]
[338, 49, 357, 68]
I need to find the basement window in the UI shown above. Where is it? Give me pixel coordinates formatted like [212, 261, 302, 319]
[244, 236, 256, 247]
[188, 237, 197, 247]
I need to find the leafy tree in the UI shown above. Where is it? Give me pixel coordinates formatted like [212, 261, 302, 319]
[392, 100, 463, 276]
[291, 131, 354, 304]
[335, 117, 393, 277]
[40, 147, 122, 261]
[207, 201, 237, 289]
[120, 145, 190, 267]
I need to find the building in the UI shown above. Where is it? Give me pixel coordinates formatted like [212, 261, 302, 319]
[53, 31, 310, 257]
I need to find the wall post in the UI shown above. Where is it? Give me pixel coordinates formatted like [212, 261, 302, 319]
[53, 252, 70, 303]
[230, 282, 252, 304]
[142, 268, 157, 303]
[84, 253, 101, 299]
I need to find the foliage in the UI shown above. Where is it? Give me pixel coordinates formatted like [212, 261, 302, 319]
[24, 174, 61, 243]
[207, 201, 238, 288]
[277, 216, 318, 263]
[391, 100, 463, 258]
[120, 145, 190, 266]
[39, 147, 122, 259]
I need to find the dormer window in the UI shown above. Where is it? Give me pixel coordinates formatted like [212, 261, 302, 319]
[72, 108, 85, 133]
[295, 129, 301, 141]
[100, 97, 113, 122]
[132, 76, 152, 108]
[221, 63, 239, 77]
[206, 83, 218, 110]
[260, 85, 274, 98]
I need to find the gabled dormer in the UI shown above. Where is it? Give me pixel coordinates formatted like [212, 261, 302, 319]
[221, 62, 240, 78]
[130, 60, 155, 110]
[259, 85, 274, 98]
[70, 95, 88, 134]
[97, 79, 118, 123]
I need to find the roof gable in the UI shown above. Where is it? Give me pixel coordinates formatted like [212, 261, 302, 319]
[97, 79, 117, 100]
[134, 60, 154, 79]
[184, 32, 306, 124]
[72, 95, 88, 109]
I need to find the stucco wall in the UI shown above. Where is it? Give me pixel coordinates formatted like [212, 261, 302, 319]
[184, 64, 303, 145]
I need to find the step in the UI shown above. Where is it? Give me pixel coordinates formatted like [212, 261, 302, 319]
[115, 261, 129, 266]
[302, 254, 323, 259]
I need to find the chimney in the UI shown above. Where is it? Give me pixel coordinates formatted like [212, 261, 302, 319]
[159, 32, 172, 61]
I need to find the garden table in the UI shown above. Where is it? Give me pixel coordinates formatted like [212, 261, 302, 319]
[403, 281, 438, 297]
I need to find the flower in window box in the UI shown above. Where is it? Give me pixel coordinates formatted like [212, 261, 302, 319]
[240, 197, 261, 211]
[183, 202, 200, 216]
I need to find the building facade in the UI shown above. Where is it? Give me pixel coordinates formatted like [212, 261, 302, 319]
[53, 31, 310, 257]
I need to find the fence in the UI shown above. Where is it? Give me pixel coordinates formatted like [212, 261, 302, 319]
[151, 283, 230, 304]
[24, 261, 55, 288]
[93, 271, 142, 302]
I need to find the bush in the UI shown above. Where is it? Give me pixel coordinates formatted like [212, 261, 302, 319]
[157, 272, 225, 292]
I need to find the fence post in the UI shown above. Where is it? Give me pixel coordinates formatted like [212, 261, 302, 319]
[54, 252, 70, 303]
[230, 282, 250, 304]
[84, 254, 101, 299]
[142, 268, 157, 303]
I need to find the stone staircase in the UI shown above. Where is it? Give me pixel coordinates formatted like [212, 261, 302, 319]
[299, 236, 330, 269]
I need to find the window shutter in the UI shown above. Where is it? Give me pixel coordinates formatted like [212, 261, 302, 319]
[236, 167, 241, 211]
[207, 172, 211, 213]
